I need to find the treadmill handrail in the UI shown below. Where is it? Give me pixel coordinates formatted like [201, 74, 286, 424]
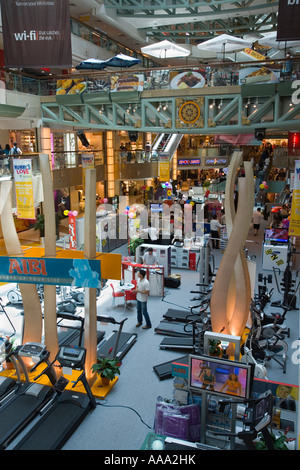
[97, 315, 127, 326]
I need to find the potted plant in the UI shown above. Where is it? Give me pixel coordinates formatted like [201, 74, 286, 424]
[209, 339, 223, 357]
[91, 357, 121, 385]
[34, 213, 45, 238]
[255, 427, 295, 450]
[128, 237, 144, 256]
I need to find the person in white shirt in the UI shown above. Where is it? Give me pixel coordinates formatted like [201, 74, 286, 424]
[252, 207, 264, 236]
[210, 215, 223, 249]
[10, 142, 22, 156]
[143, 248, 158, 266]
[134, 269, 151, 329]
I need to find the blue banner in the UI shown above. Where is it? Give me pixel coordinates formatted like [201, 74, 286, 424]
[0, 257, 101, 288]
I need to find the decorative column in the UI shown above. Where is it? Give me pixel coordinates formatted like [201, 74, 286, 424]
[84, 168, 98, 383]
[39, 154, 58, 361]
[210, 152, 254, 338]
[0, 181, 43, 344]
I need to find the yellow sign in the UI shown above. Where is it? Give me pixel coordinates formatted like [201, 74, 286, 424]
[159, 161, 170, 182]
[244, 48, 266, 61]
[13, 159, 35, 219]
[289, 160, 300, 237]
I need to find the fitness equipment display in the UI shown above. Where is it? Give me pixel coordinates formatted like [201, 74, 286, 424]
[159, 317, 211, 353]
[13, 344, 97, 450]
[0, 342, 56, 449]
[0, 338, 22, 401]
[213, 391, 274, 450]
[96, 315, 137, 360]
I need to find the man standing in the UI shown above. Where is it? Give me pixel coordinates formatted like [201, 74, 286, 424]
[135, 269, 151, 329]
[210, 214, 223, 249]
[252, 207, 264, 236]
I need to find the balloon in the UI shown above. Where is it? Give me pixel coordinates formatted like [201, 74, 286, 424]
[260, 184, 265, 189]
[72, 211, 78, 217]
[190, 201, 194, 205]
[262, 181, 267, 185]
[124, 210, 128, 215]
[64, 210, 69, 216]
[128, 213, 134, 218]
[167, 189, 172, 196]
[146, 187, 150, 191]
[103, 198, 108, 203]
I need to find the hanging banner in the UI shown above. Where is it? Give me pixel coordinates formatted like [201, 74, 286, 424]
[0, 256, 101, 288]
[289, 160, 300, 237]
[277, 0, 300, 41]
[13, 159, 35, 219]
[159, 161, 170, 182]
[68, 214, 77, 250]
[0, 0, 72, 68]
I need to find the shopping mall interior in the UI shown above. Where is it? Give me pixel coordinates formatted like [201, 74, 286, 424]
[0, 0, 299, 453]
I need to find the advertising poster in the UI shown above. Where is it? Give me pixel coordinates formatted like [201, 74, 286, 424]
[13, 159, 35, 219]
[159, 161, 170, 182]
[68, 214, 77, 250]
[239, 66, 280, 85]
[110, 74, 144, 92]
[289, 160, 300, 237]
[169, 70, 205, 90]
[1, 0, 72, 68]
[56, 78, 86, 95]
[0, 256, 101, 288]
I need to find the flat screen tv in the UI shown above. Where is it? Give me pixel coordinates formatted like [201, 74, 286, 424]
[188, 355, 253, 400]
[265, 228, 289, 243]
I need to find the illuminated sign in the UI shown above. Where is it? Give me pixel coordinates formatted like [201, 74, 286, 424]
[178, 159, 201, 165]
[205, 158, 227, 166]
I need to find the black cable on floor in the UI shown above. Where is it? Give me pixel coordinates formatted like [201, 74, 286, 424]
[96, 400, 153, 430]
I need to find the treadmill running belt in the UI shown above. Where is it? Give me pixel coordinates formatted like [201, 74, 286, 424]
[15, 402, 86, 450]
[154, 321, 194, 337]
[0, 394, 48, 448]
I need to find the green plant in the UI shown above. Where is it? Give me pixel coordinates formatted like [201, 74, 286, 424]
[91, 357, 121, 382]
[128, 237, 144, 255]
[202, 180, 211, 188]
[255, 428, 295, 450]
[34, 213, 45, 237]
[209, 339, 222, 357]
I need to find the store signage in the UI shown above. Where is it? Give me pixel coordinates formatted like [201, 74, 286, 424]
[171, 361, 189, 379]
[82, 154, 95, 168]
[1, 0, 72, 68]
[159, 151, 170, 161]
[277, 0, 300, 40]
[289, 160, 300, 237]
[244, 48, 266, 61]
[13, 159, 35, 219]
[0, 256, 101, 288]
[178, 159, 201, 166]
[205, 158, 227, 166]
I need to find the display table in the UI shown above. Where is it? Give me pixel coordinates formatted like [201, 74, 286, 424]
[121, 262, 164, 296]
[262, 243, 288, 272]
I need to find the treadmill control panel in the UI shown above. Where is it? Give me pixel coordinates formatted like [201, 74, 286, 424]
[57, 345, 86, 370]
[18, 342, 47, 358]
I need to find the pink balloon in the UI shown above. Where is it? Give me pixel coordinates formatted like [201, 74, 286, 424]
[103, 198, 108, 203]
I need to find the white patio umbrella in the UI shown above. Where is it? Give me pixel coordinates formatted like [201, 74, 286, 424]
[197, 34, 252, 60]
[258, 32, 300, 51]
[141, 40, 190, 59]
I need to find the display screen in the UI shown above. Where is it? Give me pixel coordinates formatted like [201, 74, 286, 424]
[265, 228, 289, 243]
[188, 355, 252, 399]
[150, 204, 163, 212]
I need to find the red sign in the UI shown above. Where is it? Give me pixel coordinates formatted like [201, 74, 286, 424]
[69, 214, 77, 250]
[288, 132, 300, 150]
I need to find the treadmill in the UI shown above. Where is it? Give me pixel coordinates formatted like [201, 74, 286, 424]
[0, 343, 56, 450]
[96, 315, 137, 360]
[0, 339, 22, 401]
[154, 320, 195, 337]
[13, 345, 97, 450]
[153, 355, 189, 380]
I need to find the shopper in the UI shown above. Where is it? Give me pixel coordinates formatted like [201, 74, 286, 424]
[143, 247, 158, 265]
[252, 207, 264, 236]
[210, 215, 223, 249]
[134, 269, 151, 329]
[10, 142, 22, 155]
